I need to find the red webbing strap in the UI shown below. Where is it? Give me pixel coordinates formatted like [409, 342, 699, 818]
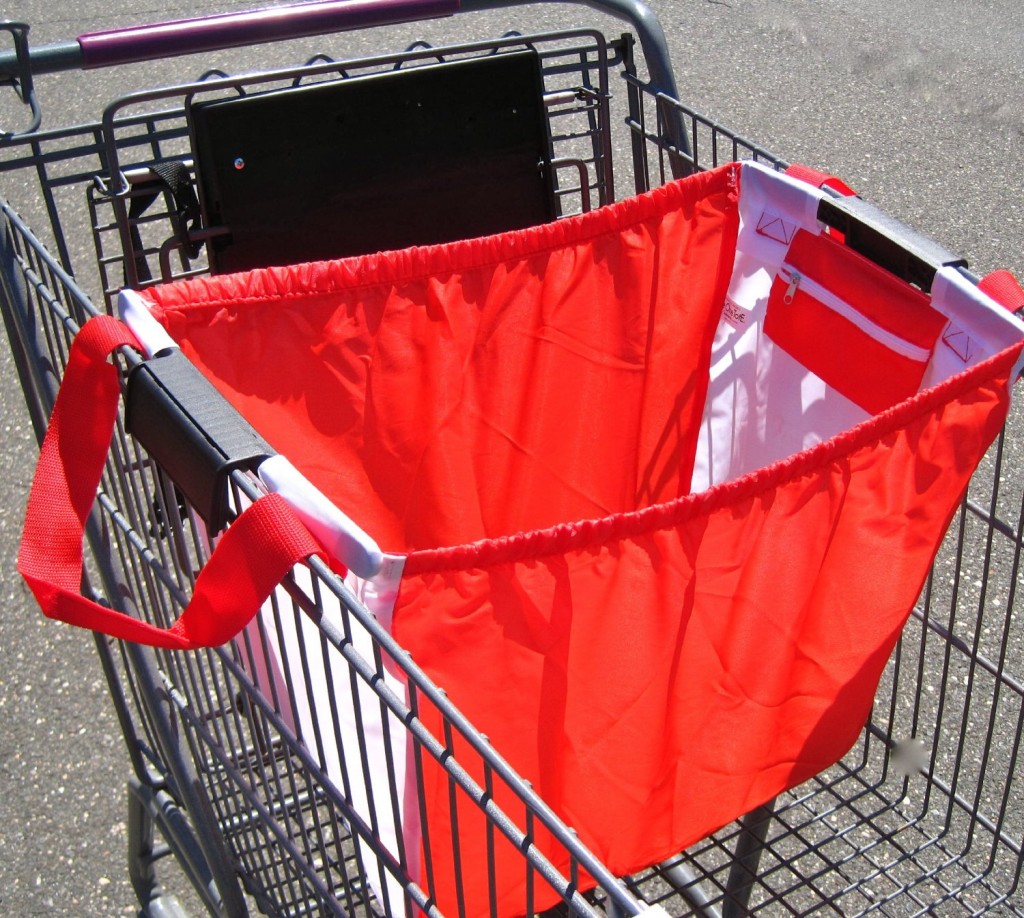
[18, 315, 322, 650]
[979, 269, 1024, 314]
[785, 163, 857, 197]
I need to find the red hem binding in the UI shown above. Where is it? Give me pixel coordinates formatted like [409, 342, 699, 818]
[403, 344, 1021, 575]
[143, 165, 740, 315]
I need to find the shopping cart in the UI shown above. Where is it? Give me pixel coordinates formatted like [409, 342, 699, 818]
[2, 2, 1023, 917]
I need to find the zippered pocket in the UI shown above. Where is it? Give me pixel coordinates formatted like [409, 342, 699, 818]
[765, 229, 949, 415]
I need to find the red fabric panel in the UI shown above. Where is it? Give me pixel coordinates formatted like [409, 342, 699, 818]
[147, 165, 740, 556]
[138, 160, 1022, 913]
[394, 346, 1019, 916]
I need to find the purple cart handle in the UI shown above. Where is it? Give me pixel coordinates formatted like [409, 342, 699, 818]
[77, 0, 461, 69]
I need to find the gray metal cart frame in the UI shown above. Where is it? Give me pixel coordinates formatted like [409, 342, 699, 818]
[1, 2, 1022, 916]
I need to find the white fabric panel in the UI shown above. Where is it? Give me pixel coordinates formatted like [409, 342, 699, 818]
[691, 163, 1024, 495]
[690, 162, 869, 492]
[240, 555, 416, 916]
[925, 266, 1024, 388]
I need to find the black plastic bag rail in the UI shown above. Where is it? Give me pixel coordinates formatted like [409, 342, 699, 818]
[817, 192, 967, 292]
[125, 349, 272, 533]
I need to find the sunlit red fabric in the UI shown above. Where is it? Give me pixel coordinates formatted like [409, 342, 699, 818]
[142, 162, 1021, 915]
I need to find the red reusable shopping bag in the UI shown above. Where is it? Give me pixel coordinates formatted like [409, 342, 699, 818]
[22, 161, 1024, 916]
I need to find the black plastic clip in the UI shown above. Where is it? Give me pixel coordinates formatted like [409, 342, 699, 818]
[817, 192, 967, 293]
[125, 349, 272, 533]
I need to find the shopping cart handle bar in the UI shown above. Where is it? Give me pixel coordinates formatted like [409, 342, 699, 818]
[3, 0, 689, 176]
[77, 0, 460, 69]
[0, 1, 460, 75]
[3, 0, 681, 118]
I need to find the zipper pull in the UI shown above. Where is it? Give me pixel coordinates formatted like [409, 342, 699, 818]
[783, 268, 801, 304]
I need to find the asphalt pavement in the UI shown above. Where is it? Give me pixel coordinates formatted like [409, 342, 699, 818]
[0, 1, 1021, 915]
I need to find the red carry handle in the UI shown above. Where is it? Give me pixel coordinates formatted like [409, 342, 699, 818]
[979, 269, 1024, 314]
[17, 315, 323, 650]
[785, 163, 857, 245]
[785, 163, 857, 198]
